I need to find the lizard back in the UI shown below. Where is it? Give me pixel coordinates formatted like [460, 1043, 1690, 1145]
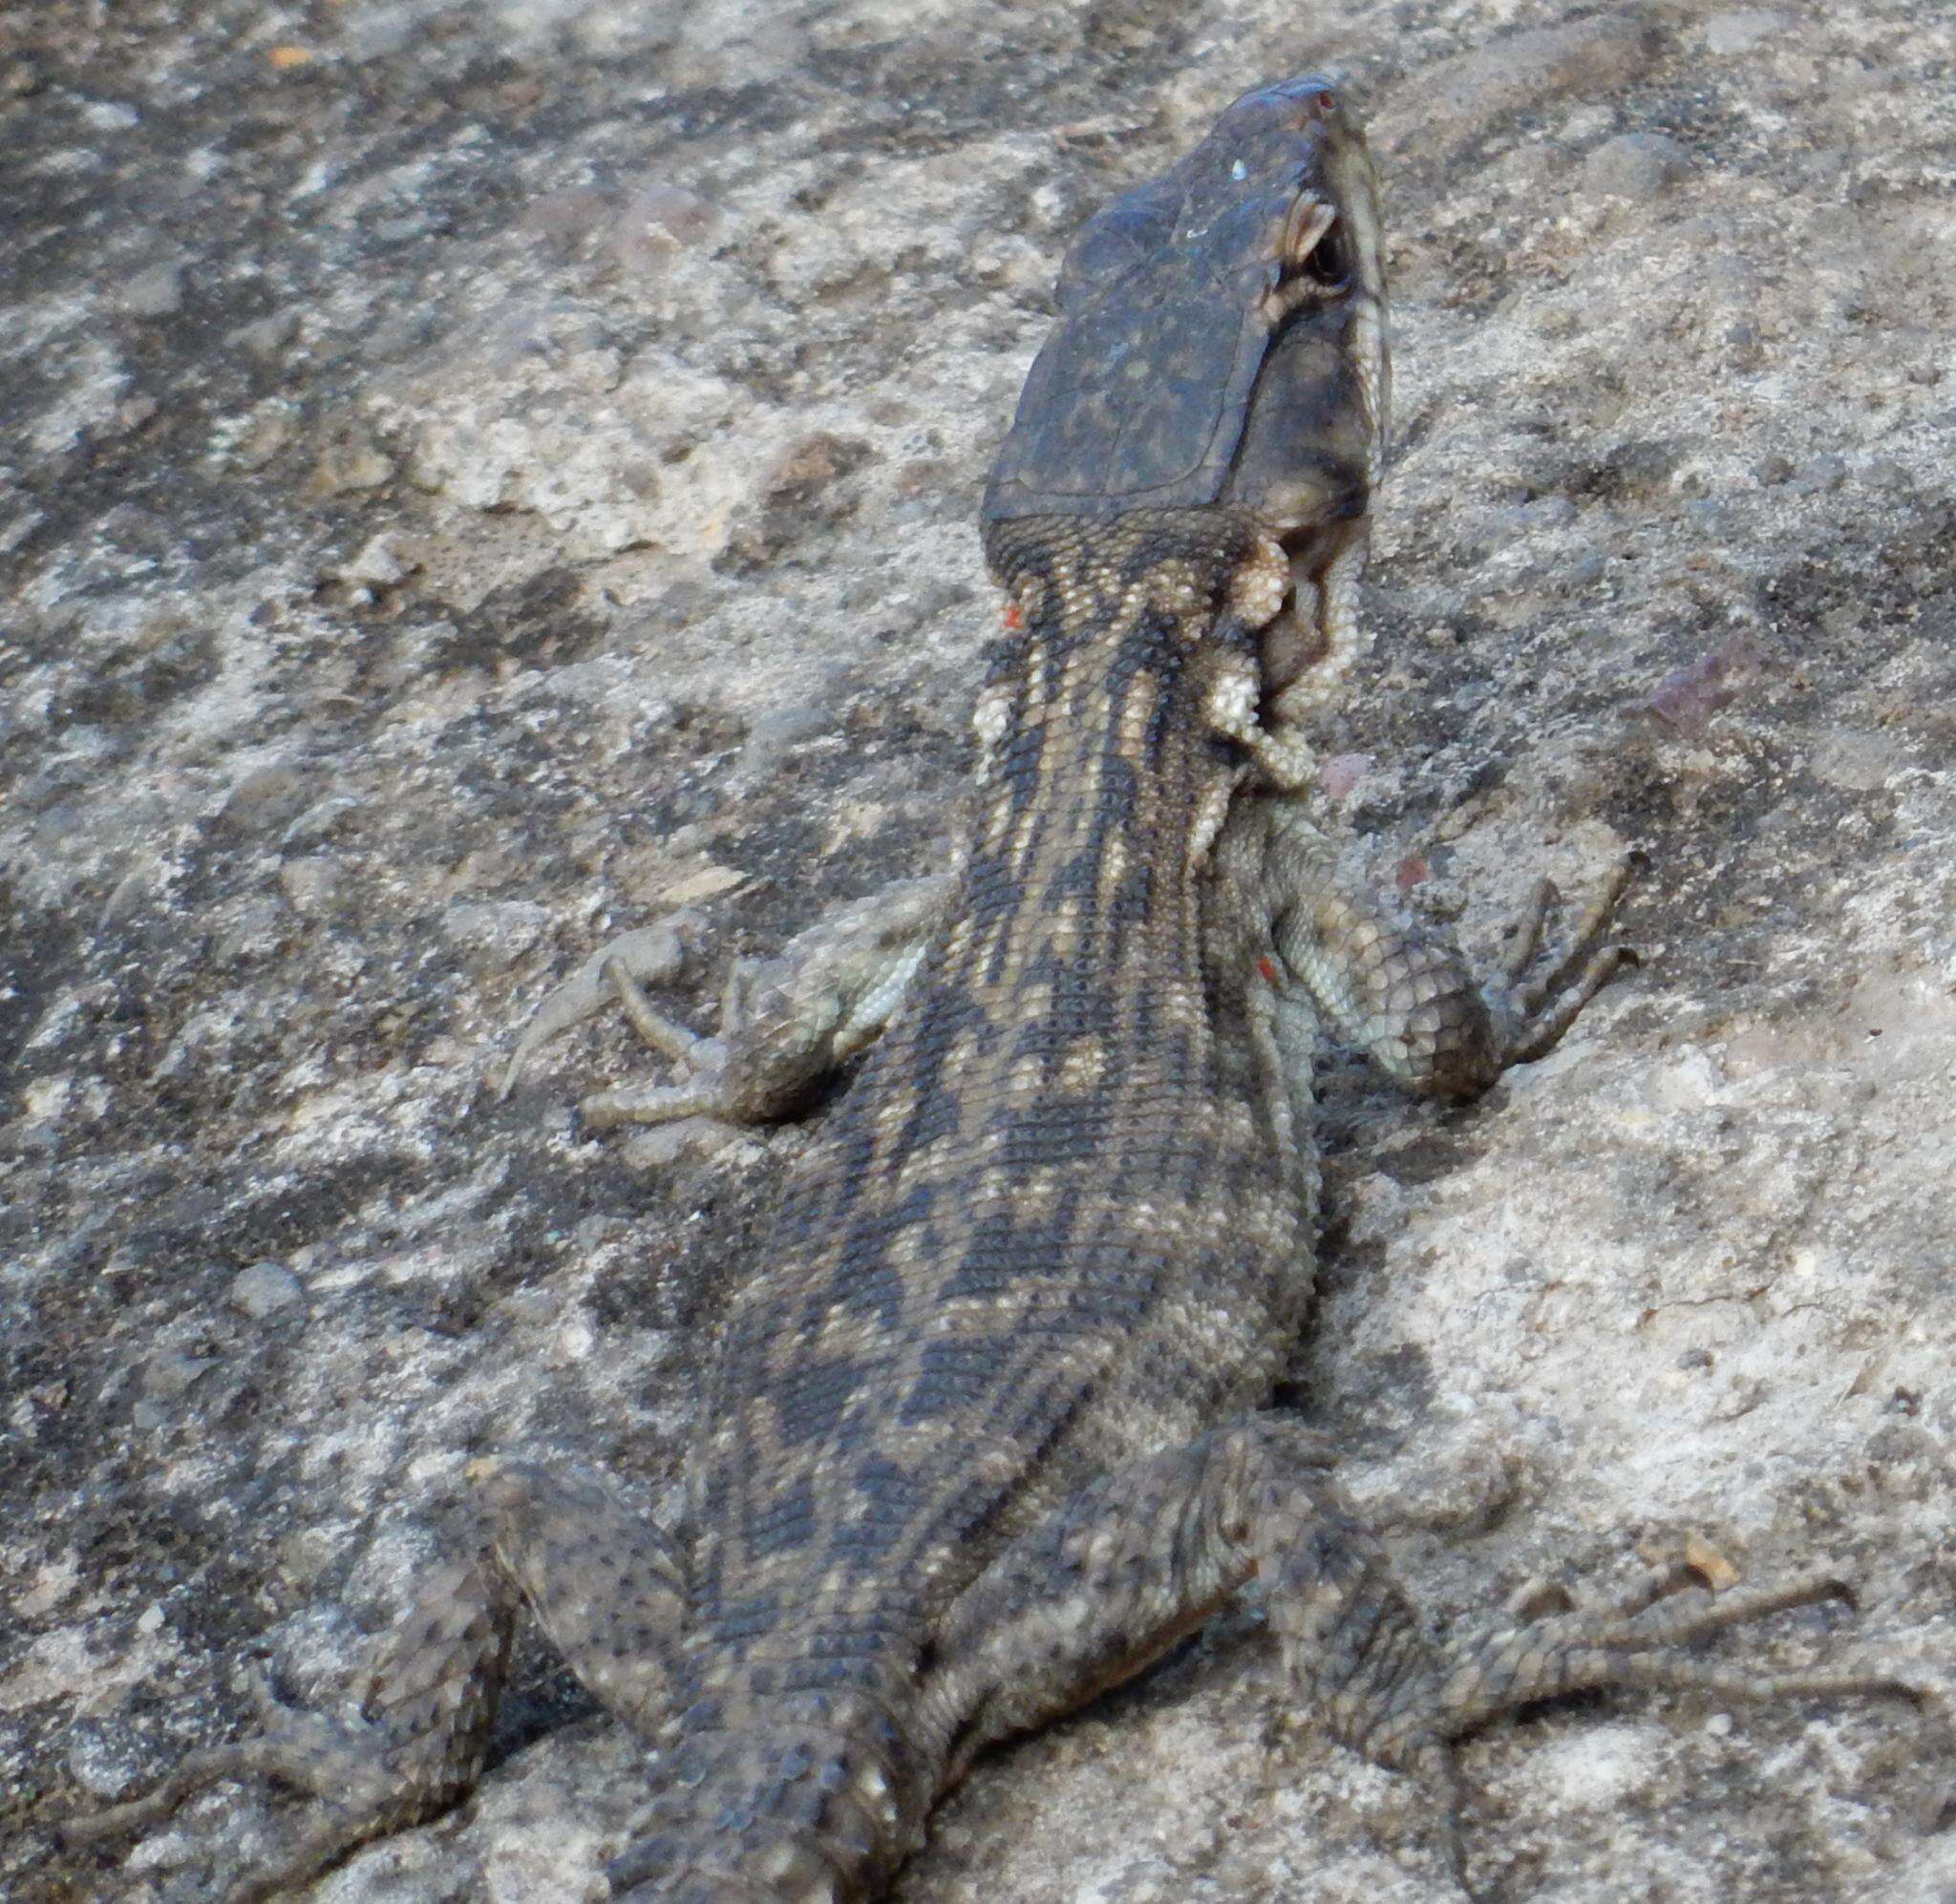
[688, 517, 1313, 1664]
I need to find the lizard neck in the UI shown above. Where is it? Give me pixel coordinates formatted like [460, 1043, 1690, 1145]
[963, 508, 1269, 976]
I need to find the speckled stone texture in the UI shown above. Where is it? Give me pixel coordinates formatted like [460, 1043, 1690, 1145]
[4, 2, 1952, 1900]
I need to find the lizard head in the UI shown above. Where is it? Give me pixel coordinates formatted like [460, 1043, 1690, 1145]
[983, 75, 1389, 701]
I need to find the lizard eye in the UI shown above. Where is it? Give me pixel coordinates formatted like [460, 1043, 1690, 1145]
[1305, 221, 1350, 288]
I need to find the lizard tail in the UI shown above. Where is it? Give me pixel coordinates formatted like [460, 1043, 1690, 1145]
[606, 1696, 913, 1903]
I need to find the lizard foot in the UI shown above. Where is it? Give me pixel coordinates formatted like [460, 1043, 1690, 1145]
[577, 954, 749, 1131]
[65, 1460, 691, 1900]
[1484, 850, 1645, 1067]
[503, 876, 947, 1132]
[65, 1709, 419, 1904]
[1376, 1554, 1924, 1893]
[1432, 1556, 1922, 1738]
[500, 919, 692, 1103]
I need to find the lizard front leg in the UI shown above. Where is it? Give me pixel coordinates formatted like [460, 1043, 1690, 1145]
[64, 1460, 685, 1901]
[1223, 792, 1638, 1101]
[502, 875, 947, 1130]
[917, 1417, 1919, 1886]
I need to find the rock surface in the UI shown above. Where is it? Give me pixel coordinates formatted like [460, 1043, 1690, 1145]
[4, 1, 1953, 1900]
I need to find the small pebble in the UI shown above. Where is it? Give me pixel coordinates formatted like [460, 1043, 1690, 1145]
[228, 310, 299, 359]
[1522, 496, 1576, 530]
[1704, 9, 1790, 56]
[1584, 133, 1690, 199]
[1788, 452, 1847, 495]
[219, 762, 310, 831]
[229, 1260, 305, 1319]
[139, 1349, 210, 1402]
[119, 260, 186, 319]
[282, 793, 360, 850]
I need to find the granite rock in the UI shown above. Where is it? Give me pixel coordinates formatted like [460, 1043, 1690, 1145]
[5, 2, 1953, 1900]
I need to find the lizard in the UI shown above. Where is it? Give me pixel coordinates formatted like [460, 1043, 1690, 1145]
[65, 73, 1922, 1904]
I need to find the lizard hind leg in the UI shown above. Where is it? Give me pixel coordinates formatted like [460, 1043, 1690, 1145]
[62, 1457, 690, 1902]
[61, 1550, 520, 1904]
[909, 1416, 1919, 1890]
